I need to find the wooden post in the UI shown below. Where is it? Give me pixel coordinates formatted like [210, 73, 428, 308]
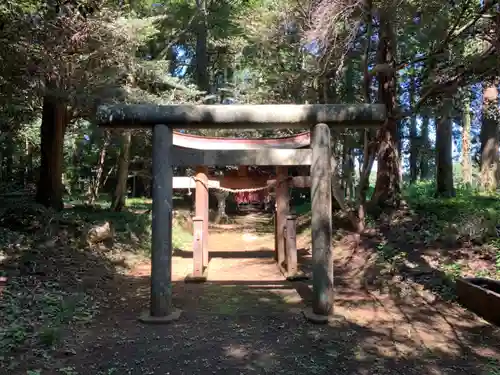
[195, 166, 209, 268]
[139, 124, 181, 322]
[274, 211, 278, 261]
[192, 217, 204, 278]
[285, 214, 298, 278]
[310, 123, 333, 317]
[275, 166, 288, 268]
[237, 166, 249, 177]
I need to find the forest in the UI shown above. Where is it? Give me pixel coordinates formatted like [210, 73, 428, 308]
[1, 0, 500, 374]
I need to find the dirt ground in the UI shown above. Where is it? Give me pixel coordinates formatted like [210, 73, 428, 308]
[53, 213, 500, 375]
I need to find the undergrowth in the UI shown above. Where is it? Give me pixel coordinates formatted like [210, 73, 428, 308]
[405, 182, 500, 245]
[361, 182, 500, 301]
[0, 196, 192, 373]
[403, 181, 500, 280]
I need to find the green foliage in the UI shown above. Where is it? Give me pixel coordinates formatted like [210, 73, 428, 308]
[0, 196, 194, 371]
[405, 181, 500, 244]
[375, 240, 408, 272]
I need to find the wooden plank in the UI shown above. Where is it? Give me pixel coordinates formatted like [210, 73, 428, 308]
[195, 166, 209, 265]
[97, 103, 386, 129]
[267, 176, 311, 188]
[172, 177, 221, 189]
[192, 217, 204, 278]
[285, 215, 298, 278]
[173, 131, 311, 149]
[171, 148, 312, 166]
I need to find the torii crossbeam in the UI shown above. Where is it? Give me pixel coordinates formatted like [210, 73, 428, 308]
[97, 103, 386, 324]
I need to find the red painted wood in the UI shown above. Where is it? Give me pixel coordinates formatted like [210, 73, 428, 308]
[192, 217, 204, 277]
[285, 215, 298, 277]
[195, 166, 209, 265]
[173, 131, 310, 150]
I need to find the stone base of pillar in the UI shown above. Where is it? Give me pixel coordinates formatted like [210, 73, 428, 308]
[138, 308, 182, 324]
[184, 269, 208, 283]
[285, 271, 309, 281]
[302, 308, 341, 325]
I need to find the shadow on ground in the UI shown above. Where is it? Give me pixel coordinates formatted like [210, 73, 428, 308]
[1, 205, 500, 375]
[62, 269, 500, 375]
[56, 242, 500, 375]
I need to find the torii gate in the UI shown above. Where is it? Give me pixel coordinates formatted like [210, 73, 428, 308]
[97, 103, 385, 324]
[170, 131, 311, 282]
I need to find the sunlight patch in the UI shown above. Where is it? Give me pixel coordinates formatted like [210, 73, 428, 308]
[224, 344, 249, 359]
[242, 233, 258, 242]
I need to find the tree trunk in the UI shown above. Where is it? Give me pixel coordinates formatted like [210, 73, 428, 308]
[111, 131, 132, 212]
[420, 113, 431, 179]
[354, 0, 374, 232]
[195, 0, 210, 93]
[461, 93, 472, 188]
[409, 76, 418, 184]
[35, 94, 67, 210]
[342, 61, 355, 199]
[435, 98, 455, 197]
[24, 137, 33, 186]
[5, 132, 14, 183]
[88, 130, 110, 205]
[342, 142, 355, 199]
[356, 131, 376, 231]
[479, 83, 499, 192]
[371, 14, 400, 209]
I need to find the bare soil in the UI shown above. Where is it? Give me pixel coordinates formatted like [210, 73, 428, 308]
[16, 213, 500, 374]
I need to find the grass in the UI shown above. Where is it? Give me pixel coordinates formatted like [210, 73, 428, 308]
[405, 181, 500, 243]
[0, 195, 193, 373]
[64, 196, 193, 253]
[402, 181, 500, 281]
[4, 187, 500, 372]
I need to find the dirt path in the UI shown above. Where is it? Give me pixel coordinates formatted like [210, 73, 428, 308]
[57, 214, 500, 375]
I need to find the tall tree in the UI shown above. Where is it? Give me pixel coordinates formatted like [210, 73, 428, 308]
[461, 91, 472, 187]
[371, 12, 401, 209]
[408, 74, 418, 184]
[111, 131, 132, 211]
[435, 98, 455, 197]
[194, 0, 210, 93]
[420, 111, 431, 180]
[479, 82, 499, 192]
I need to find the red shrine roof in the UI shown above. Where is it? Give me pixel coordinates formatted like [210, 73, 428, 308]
[172, 131, 310, 150]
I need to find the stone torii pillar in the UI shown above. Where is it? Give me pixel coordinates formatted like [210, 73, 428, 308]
[306, 123, 333, 322]
[142, 123, 181, 322]
[96, 103, 386, 324]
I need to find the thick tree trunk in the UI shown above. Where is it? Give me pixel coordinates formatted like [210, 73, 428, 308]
[111, 131, 132, 212]
[435, 98, 455, 197]
[479, 84, 499, 192]
[461, 93, 472, 188]
[371, 14, 400, 209]
[35, 94, 67, 210]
